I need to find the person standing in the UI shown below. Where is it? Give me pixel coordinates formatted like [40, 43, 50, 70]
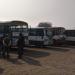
[17, 33, 25, 59]
[2, 34, 11, 59]
[0, 37, 3, 56]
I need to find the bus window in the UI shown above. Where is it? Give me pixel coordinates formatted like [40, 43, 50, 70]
[29, 29, 44, 36]
[29, 29, 35, 36]
[36, 29, 44, 36]
[0, 26, 4, 32]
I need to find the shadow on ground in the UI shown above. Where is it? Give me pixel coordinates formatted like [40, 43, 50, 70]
[7, 58, 24, 65]
[22, 49, 50, 66]
[28, 46, 70, 52]
[0, 68, 4, 74]
[22, 56, 41, 66]
[49, 46, 69, 52]
[7, 56, 41, 66]
[7, 48, 50, 66]
[24, 49, 50, 58]
[40, 46, 70, 52]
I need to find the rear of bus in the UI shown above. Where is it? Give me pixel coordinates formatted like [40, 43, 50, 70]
[11, 27, 28, 47]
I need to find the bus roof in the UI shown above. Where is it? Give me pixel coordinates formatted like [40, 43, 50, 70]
[30, 27, 65, 29]
[0, 20, 28, 27]
[29, 27, 51, 29]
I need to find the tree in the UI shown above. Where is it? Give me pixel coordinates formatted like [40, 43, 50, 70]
[38, 22, 52, 28]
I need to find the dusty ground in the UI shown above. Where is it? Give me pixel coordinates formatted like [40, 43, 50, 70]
[0, 46, 75, 75]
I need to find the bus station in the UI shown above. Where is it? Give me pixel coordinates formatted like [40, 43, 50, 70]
[0, 21, 75, 75]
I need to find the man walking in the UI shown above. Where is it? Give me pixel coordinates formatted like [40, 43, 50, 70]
[17, 33, 25, 59]
[2, 34, 11, 59]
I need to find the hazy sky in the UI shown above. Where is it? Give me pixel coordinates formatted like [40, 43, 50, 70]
[0, 0, 75, 29]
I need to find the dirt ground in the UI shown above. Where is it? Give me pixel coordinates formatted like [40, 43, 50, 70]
[0, 46, 75, 75]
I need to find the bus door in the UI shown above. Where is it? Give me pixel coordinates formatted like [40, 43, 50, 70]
[22, 28, 29, 45]
[28, 29, 37, 45]
[44, 29, 53, 46]
[36, 29, 44, 41]
[10, 26, 19, 47]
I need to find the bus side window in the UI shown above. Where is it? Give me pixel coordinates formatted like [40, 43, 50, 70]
[29, 29, 36, 36]
[36, 29, 44, 36]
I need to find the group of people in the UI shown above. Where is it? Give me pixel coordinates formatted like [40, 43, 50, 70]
[0, 33, 25, 59]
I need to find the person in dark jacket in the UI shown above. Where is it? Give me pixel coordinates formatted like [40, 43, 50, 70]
[17, 33, 25, 59]
[2, 34, 11, 58]
[0, 37, 3, 56]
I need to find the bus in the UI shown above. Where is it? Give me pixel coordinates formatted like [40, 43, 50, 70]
[51, 27, 65, 35]
[0, 20, 28, 47]
[51, 27, 66, 45]
[64, 30, 75, 45]
[27, 27, 53, 47]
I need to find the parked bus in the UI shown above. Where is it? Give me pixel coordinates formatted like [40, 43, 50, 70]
[28, 27, 53, 47]
[0, 20, 28, 47]
[64, 30, 75, 45]
[51, 27, 66, 45]
[27, 27, 66, 46]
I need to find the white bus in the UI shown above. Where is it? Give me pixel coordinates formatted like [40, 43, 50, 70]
[51, 27, 66, 45]
[64, 30, 75, 45]
[27, 28, 53, 47]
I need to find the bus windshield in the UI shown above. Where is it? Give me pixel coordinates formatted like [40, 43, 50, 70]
[29, 29, 44, 36]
